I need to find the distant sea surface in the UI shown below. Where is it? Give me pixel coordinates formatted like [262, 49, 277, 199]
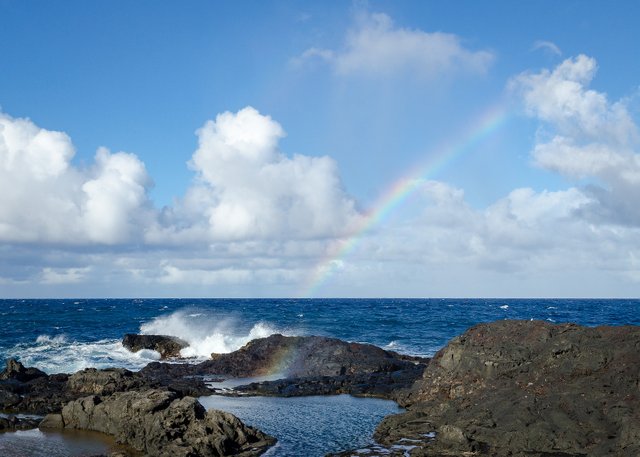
[1, 298, 639, 456]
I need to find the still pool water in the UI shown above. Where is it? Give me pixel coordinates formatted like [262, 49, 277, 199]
[199, 394, 402, 457]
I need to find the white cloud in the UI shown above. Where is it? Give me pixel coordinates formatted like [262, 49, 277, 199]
[296, 11, 494, 79]
[41, 267, 90, 284]
[512, 55, 638, 145]
[0, 113, 154, 244]
[3, 71, 640, 298]
[511, 54, 640, 225]
[532, 40, 562, 56]
[171, 106, 360, 241]
[82, 147, 153, 244]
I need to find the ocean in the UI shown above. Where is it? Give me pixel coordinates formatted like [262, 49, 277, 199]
[1, 298, 639, 456]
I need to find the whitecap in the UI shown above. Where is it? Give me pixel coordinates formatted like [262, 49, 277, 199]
[500, 305, 509, 310]
[139, 309, 297, 359]
[6, 335, 160, 374]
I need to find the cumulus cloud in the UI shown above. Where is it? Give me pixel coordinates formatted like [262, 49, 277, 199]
[0, 113, 153, 244]
[511, 54, 640, 225]
[296, 11, 494, 79]
[3, 66, 640, 297]
[159, 106, 359, 241]
[0, 106, 362, 293]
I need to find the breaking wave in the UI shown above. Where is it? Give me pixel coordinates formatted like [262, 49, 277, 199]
[8, 334, 160, 374]
[139, 310, 296, 358]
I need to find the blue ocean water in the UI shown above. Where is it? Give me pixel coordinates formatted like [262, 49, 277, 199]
[1, 298, 639, 456]
[1, 298, 638, 373]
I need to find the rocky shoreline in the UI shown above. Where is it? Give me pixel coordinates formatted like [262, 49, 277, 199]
[1, 320, 639, 456]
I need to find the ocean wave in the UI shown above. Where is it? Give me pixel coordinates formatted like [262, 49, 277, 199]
[7, 335, 160, 374]
[139, 309, 297, 359]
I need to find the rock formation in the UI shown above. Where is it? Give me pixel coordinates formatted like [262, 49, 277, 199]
[6, 321, 640, 456]
[141, 334, 429, 398]
[41, 389, 275, 457]
[122, 333, 189, 359]
[333, 320, 640, 456]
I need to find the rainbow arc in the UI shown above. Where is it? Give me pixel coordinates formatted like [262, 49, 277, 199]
[303, 104, 511, 297]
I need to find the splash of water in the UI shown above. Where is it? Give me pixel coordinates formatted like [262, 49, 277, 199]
[140, 309, 295, 358]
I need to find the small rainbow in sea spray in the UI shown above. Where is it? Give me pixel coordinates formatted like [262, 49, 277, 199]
[302, 103, 511, 297]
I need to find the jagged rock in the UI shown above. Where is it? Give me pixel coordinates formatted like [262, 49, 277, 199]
[0, 358, 47, 382]
[139, 334, 429, 399]
[41, 389, 276, 457]
[66, 368, 146, 395]
[0, 415, 42, 431]
[206, 334, 420, 378]
[232, 366, 426, 399]
[143, 334, 428, 380]
[335, 320, 640, 457]
[122, 333, 189, 359]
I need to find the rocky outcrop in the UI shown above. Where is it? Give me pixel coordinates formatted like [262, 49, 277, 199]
[141, 335, 428, 396]
[0, 359, 72, 414]
[0, 414, 42, 431]
[334, 320, 640, 456]
[0, 358, 47, 382]
[204, 334, 421, 378]
[0, 361, 211, 415]
[232, 367, 425, 398]
[66, 368, 147, 396]
[140, 334, 429, 399]
[40, 389, 276, 457]
[122, 333, 189, 359]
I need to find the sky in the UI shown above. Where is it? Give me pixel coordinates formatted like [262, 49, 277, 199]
[1, 0, 639, 298]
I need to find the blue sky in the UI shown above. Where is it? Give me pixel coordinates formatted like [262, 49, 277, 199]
[1, 1, 639, 297]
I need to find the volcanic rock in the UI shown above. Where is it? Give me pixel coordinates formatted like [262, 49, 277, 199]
[335, 320, 640, 456]
[40, 389, 276, 457]
[0, 414, 42, 431]
[139, 334, 429, 398]
[122, 333, 189, 359]
[0, 358, 47, 382]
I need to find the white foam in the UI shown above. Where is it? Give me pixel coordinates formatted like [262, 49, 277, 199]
[8, 335, 160, 374]
[139, 310, 295, 359]
[385, 340, 399, 349]
[35, 334, 67, 345]
[500, 305, 509, 309]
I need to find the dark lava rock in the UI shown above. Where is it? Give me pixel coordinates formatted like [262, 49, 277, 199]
[0, 358, 47, 382]
[144, 334, 428, 379]
[0, 414, 42, 431]
[204, 334, 419, 378]
[122, 333, 189, 359]
[336, 320, 640, 457]
[0, 360, 71, 414]
[232, 366, 426, 399]
[0, 362, 210, 415]
[140, 334, 429, 399]
[66, 368, 148, 396]
[40, 389, 276, 457]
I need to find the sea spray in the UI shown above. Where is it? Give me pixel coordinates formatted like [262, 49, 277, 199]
[139, 309, 298, 358]
[9, 336, 160, 374]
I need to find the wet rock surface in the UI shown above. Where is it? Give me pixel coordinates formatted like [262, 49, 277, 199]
[0, 359, 211, 415]
[40, 389, 275, 457]
[0, 414, 42, 431]
[122, 333, 189, 359]
[141, 334, 430, 398]
[232, 366, 425, 398]
[334, 320, 640, 457]
[6, 322, 639, 456]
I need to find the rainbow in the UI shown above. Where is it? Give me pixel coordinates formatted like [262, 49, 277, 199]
[302, 103, 510, 297]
